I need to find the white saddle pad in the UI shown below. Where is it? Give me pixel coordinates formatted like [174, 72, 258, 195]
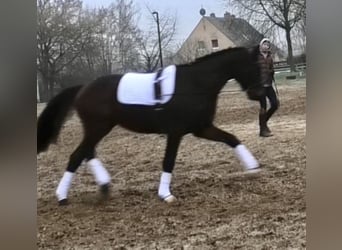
[117, 65, 176, 105]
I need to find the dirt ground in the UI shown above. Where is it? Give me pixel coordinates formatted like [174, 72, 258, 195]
[37, 79, 306, 249]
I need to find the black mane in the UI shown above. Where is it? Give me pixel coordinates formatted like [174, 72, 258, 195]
[178, 46, 249, 67]
[195, 47, 246, 62]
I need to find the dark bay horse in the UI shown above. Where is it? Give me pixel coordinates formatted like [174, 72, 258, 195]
[37, 46, 264, 205]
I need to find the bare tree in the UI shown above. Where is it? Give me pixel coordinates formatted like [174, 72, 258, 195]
[56, 8, 107, 88]
[114, 0, 141, 72]
[88, 0, 141, 74]
[78, 8, 108, 76]
[138, 9, 177, 72]
[37, 0, 89, 101]
[225, 0, 306, 71]
[37, 0, 95, 101]
[293, 18, 306, 54]
[37, 0, 143, 101]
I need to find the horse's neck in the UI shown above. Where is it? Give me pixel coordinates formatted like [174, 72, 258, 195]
[195, 57, 236, 88]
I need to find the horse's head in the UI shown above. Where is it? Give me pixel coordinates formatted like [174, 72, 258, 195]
[234, 46, 265, 101]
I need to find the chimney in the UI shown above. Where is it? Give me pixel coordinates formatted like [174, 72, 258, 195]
[210, 13, 216, 17]
[224, 11, 231, 19]
[224, 11, 233, 26]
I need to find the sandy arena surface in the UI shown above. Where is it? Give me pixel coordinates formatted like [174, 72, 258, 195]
[37, 79, 306, 249]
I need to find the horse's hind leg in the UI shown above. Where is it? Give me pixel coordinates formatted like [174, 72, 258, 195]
[56, 120, 115, 205]
[193, 125, 260, 173]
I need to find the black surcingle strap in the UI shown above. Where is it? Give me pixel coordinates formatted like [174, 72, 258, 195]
[154, 68, 163, 101]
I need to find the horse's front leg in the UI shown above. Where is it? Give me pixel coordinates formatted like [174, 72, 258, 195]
[158, 134, 182, 203]
[193, 125, 260, 173]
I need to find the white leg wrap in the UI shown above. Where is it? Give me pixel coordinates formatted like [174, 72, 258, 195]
[158, 172, 172, 199]
[87, 158, 111, 186]
[56, 171, 74, 201]
[234, 144, 259, 170]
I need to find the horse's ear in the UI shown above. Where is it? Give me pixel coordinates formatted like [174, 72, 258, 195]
[248, 45, 259, 61]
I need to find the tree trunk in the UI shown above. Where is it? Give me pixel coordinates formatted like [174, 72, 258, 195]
[48, 77, 55, 100]
[38, 74, 49, 103]
[285, 25, 296, 72]
[146, 56, 152, 72]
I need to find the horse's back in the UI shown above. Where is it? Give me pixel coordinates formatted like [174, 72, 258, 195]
[75, 74, 122, 119]
[73, 70, 215, 135]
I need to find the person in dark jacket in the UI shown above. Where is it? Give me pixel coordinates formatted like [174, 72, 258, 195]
[258, 38, 279, 137]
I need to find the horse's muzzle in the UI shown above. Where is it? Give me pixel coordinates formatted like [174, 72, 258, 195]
[247, 87, 265, 101]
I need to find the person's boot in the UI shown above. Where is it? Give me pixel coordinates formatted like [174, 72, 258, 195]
[259, 109, 273, 137]
[260, 125, 272, 137]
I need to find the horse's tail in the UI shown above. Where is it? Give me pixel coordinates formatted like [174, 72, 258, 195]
[37, 85, 83, 154]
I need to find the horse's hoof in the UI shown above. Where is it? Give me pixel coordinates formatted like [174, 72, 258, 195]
[100, 183, 110, 197]
[245, 167, 262, 173]
[58, 199, 68, 206]
[259, 131, 273, 137]
[164, 195, 177, 203]
[243, 167, 263, 178]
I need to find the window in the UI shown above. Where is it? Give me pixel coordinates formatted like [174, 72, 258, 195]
[211, 39, 219, 48]
[198, 41, 205, 49]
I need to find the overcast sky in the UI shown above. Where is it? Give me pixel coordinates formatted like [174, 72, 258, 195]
[82, 0, 230, 44]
